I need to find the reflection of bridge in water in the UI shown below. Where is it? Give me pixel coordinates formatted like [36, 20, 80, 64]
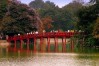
[7, 32, 80, 52]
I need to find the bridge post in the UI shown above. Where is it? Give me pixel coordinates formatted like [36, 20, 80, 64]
[33, 38, 36, 52]
[27, 39, 29, 50]
[40, 38, 43, 52]
[70, 39, 72, 52]
[54, 37, 58, 52]
[20, 39, 23, 50]
[71, 38, 74, 52]
[62, 37, 66, 52]
[72, 39, 74, 51]
[47, 37, 50, 52]
[14, 40, 17, 51]
[62, 38, 64, 52]
[64, 37, 67, 52]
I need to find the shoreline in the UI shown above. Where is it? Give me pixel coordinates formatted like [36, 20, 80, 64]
[0, 40, 10, 48]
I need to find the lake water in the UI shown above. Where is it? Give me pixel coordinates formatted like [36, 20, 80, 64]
[0, 48, 99, 66]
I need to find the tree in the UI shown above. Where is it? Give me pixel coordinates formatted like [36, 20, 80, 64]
[89, 0, 99, 45]
[59, 1, 83, 30]
[93, 17, 99, 39]
[29, 0, 59, 30]
[89, 0, 99, 3]
[29, 0, 45, 9]
[72, 0, 84, 4]
[0, 1, 42, 36]
[77, 0, 98, 33]
[77, 7, 96, 32]
[29, 0, 83, 31]
[77, 0, 99, 45]
[41, 16, 53, 31]
[45, 1, 56, 8]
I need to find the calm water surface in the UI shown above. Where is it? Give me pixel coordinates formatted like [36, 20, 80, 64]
[0, 48, 99, 66]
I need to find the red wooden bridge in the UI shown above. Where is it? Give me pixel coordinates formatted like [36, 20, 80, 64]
[7, 32, 78, 52]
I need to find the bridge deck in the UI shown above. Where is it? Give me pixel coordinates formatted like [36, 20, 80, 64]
[6, 32, 82, 52]
[7, 32, 76, 41]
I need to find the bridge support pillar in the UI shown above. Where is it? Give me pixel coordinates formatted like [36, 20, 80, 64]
[73, 40, 74, 49]
[40, 38, 43, 52]
[54, 37, 58, 52]
[14, 40, 17, 51]
[71, 39, 74, 52]
[27, 39, 29, 50]
[20, 40, 23, 50]
[47, 37, 50, 52]
[33, 38, 36, 52]
[65, 37, 66, 52]
[62, 37, 66, 52]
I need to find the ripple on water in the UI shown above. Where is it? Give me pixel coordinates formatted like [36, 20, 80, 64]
[0, 53, 99, 66]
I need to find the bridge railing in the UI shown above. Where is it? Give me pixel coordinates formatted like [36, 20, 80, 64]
[7, 32, 78, 41]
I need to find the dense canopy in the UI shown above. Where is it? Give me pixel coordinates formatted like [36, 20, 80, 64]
[0, 1, 43, 36]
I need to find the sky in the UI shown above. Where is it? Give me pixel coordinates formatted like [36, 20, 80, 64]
[20, 0, 72, 8]
[20, 0, 89, 8]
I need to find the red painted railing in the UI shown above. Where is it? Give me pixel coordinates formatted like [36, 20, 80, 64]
[7, 32, 82, 52]
[7, 32, 76, 41]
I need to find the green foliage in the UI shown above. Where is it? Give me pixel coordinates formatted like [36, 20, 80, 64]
[0, 4, 7, 19]
[77, 0, 99, 45]
[29, 0, 83, 31]
[89, 0, 99, 4]
[93, 17, 99, 39]
[0, 2, 39, 35]
[0, 0, 7, 5]
[63, 1, 83, 15]
[41, 16, 53, 31]
[29, 0, 45, 9]
[77, 4, 98, 34]
[85, 36, 96, 46]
